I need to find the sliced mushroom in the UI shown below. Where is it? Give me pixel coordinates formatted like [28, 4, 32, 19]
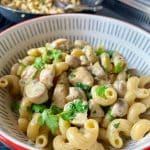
[66, 87, 87, 102]
[82, 45, 97, 63]
[89, 62, 106, 78]
[65, 55, 81, 68]
[69, 67, 94, 86]
[24, 80, 48, 104]
[127, 68, 139, 77]
[111, 99, 128, 117]
[52, 84, 68, 108]
[89, 100, 104, 118]
[39, 64, 55, 89]
[50, 38, 73, 51]
[113, 80, 127, 97]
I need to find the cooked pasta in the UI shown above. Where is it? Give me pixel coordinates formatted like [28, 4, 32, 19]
[0, 0, 80, 14]
[1, 38, 150, 149]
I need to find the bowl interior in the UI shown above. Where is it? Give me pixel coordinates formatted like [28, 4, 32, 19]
[0, 14, 150, 150]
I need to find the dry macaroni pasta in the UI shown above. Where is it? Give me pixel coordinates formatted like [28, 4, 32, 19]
[0, 38, 150, 149]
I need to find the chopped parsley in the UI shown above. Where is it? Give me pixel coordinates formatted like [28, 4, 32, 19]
[96, 46, 105, 56]
[38, 105, 63, 135]
[33, 57, 45, 70]
[76, 82, 92, 99]
[38, 100, 88, 135]
[114, 62, 124, 73]
[61, 99, 88, 121]
[107, 109, 116, 121]
[31, 104, 47, 113]
[11, 101, 20, 113]
[46, 49, 62, 62]
[96, 85, 108, 98]
[76, 82, 91, 91]
[113, 122, 120, 128]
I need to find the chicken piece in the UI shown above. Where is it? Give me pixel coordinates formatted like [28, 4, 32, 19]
[64, 100, 88, 126]
[39, 64, 55, 89]
[66, 87, 87, 102]
[50, 38, 73, 51]
[111, 99, 128, 117]
[113, 80, 127, 97]
[57, 72, 69, 85]
[80, 55, 90, 66]
[24, 80, 48, 104]
[89, 100, 104, 118]
[65, 55, 81, 68]
[74, 40, 89, 48]
[52, 84, 68, 108]
[89, 62, 106, 78]
[82, 45, 97, 63]
[21, 65, 37, 80]
[69, 67, 94, 86]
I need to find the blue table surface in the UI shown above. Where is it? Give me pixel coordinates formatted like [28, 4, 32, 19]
[0, 142, 12, 150]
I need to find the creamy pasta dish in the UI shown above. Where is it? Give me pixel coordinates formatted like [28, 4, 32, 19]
[0, 38, 150, 150]
[0, 0, 80, 14]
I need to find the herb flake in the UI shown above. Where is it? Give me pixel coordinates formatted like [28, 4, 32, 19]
[113, 122, 120, 128]
[96, 85, 107, 98]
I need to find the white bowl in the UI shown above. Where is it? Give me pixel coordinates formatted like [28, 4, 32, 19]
[0, 14, 150, 150]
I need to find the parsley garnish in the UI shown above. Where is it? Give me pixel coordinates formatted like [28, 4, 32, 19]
[96, 85, 107, 98]
[76, 82, 91, 91]
[31, 104, 47, 113]
[76, 82, 92, 99]
[114, 62, 124, 73]
[107, 109, 116, 121]
[37, 100, 88, 135]
[47, 49, 62, 62]
[96, 47, 105, 56]
[33, 57, 45, 70]
[48, 105, 63, 115]
[61, 99, 88, 121]
[38, 105, 63, 135]
[113, 122, 120, 128]
[11, 101, 20, 113]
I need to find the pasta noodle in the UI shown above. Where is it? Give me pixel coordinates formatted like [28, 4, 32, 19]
[127, 102, 147, 124]
[130, 119, 150, 140]
[107, 119, 132, 148]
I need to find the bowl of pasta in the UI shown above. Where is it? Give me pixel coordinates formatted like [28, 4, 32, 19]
[0, 14, 150, 150]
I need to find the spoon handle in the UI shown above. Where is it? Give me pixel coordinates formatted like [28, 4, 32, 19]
[65, 5, 103, 12]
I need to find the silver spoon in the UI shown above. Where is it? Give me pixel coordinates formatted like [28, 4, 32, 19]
[54, 0, 103, 12]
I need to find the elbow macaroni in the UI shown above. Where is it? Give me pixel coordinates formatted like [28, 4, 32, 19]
[92, 86, 117, 106]
[0, 75, 21, 96]
[59, 117, 70, 137]
[127, 102, 147, 124]
[130, 119, 150, 140]
[107, 119, 132, 148]
[53, 135, 76, 150]
[27, 113, 41, 141]
[125, 76, 149, 106]
[66, 119, 99, 149]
